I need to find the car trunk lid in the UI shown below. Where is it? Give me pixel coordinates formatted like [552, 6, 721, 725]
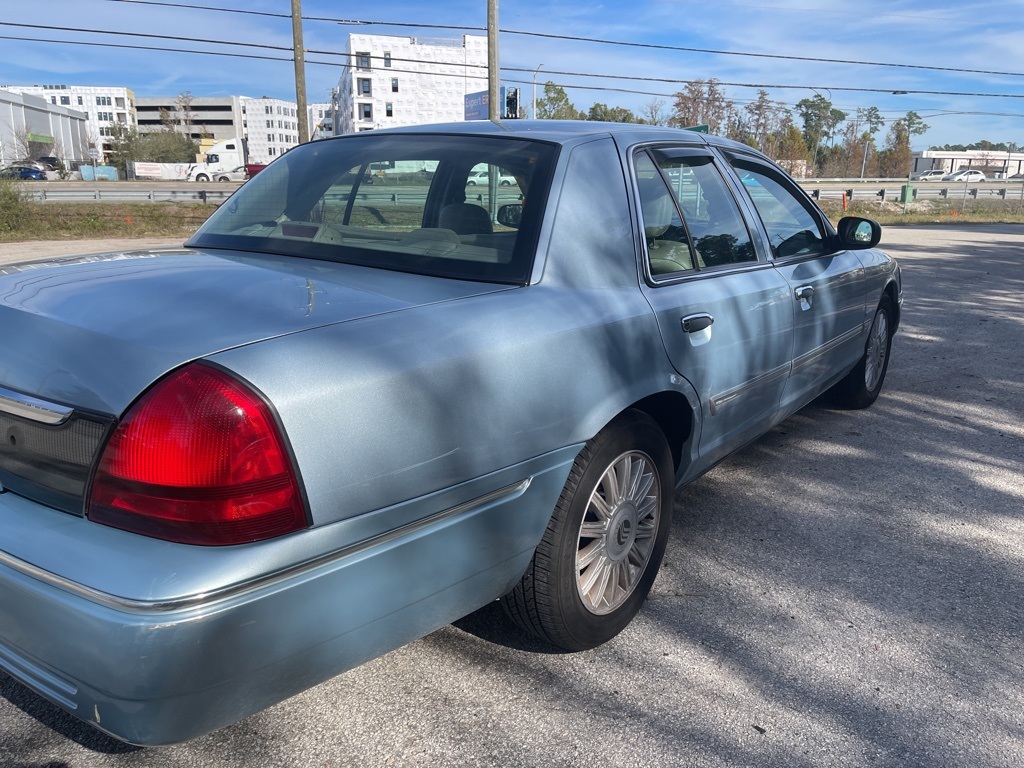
[0, 247, 511, 514]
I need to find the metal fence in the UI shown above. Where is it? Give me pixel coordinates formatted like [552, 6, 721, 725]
[20, 180, 1024, 205]
[23, 187, 238, 204]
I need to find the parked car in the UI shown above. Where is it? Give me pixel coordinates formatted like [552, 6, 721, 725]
[0, 164, 47, 180]
[466, 165, 516, 186]
[214, 165, 248, 182]
[1007, 173, 1024, 181]
[912, 169, 946, 181]
[943, 169, 987, 182]
[0, 121, 901, 746]
[36, 156, 61, 171]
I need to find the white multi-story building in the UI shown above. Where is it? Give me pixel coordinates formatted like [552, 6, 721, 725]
[334, 34, 488, 134]
[308, 102, 334, 141]
[0, 84, 135, 161]
[241, 96, 301, 163]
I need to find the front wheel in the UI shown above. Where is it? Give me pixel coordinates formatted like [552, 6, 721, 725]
[828, 294, 894, 409]
[502, 411, 673, 650]
[194, 174, 210, 183]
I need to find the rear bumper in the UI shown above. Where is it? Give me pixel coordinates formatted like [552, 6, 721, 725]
[0, 448, 576, 745]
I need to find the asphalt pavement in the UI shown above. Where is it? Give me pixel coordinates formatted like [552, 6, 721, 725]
[1, 225, 1022, 767]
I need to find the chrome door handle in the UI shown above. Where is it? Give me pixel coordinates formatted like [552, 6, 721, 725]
[681, 313, 714, 333]
[795, 285, 814, 310]
[795, 285, 814, 301]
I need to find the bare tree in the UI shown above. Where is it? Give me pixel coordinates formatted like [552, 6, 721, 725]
[12, 125, 31, 161]
[744, 90, 789, 156]
[638, 99, 669, 126]
[176, 90, 195, 138]
[50, 136, 73, 179]
[84, 125, 103, 164]
[669, 79, 735, 134]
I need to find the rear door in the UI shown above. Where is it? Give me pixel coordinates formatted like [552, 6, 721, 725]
[634, 147, 794, 466]
[724, 152, 867, 413]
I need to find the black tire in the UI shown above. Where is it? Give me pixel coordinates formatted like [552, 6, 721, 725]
[502, 410, 673, 650]
[828, 294, 894, 409]
[194, 174, 209, 183]
[500, 180, 511, 186]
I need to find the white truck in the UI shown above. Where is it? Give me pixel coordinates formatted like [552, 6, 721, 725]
[186, 138, 248, 182]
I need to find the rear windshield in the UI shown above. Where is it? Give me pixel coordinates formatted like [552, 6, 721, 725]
[188, 134, 558, 284]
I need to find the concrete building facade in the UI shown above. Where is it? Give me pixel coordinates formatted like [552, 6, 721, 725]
[136, 95, 304, 164]
[0, 84, 135, 161]
[0, 89, 90, 167]
[136, 96, 244, 143]
[333, 34, 488, 134]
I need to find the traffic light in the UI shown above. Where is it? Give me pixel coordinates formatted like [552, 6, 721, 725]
[505, 87, 520, 119]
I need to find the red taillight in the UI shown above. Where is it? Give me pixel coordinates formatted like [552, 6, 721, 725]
[88, 364, 307, 545]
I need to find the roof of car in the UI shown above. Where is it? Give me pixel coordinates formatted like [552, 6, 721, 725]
[335, 119, 762, 156]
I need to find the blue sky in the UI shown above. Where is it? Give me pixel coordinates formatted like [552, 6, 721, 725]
[2, 0, 1022, 149]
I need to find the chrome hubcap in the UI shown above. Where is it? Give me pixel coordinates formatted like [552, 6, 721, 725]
[865, 308, 889, 392]
[575, 451, 660, 615]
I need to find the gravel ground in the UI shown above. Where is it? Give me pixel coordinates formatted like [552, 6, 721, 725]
[1, 224, 1022, 767]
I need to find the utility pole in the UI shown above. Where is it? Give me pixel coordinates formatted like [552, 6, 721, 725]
[292, 0, 309, 143]
[487, 0, 500, 122]
[533, 64, 543, 119]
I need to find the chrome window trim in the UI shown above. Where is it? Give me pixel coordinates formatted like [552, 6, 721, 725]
[0, 479, 532, 615]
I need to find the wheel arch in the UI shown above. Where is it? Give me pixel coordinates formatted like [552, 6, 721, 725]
[883, 279, 901, 333]
[622, 390, 695, 475]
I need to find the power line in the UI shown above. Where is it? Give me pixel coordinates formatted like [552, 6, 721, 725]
[509, 66, 1024, 99]
[0, 20, 294, 54]
[98, 0, 1024, 79]
[7, 35, 1022, 128]
[0, 34, 491, 87]
[5, 22, 1024, 103]
[499, 28, 1024, 80]
[0, 33, 290, 63]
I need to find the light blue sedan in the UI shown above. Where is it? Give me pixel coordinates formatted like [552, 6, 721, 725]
[0, 121, 901, 745]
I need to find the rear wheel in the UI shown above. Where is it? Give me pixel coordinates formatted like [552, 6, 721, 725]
[502, 411, 672, 650]
[828, 294, 894, 409]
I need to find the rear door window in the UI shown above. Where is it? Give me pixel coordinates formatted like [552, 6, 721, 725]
[636, 147, 757, 279]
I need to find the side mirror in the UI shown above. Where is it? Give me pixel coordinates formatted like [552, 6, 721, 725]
[496, 203, 523, 229]
[836, 216, 881, 250]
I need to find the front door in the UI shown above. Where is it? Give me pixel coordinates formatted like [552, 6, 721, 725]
[722, 155, 866, 413]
